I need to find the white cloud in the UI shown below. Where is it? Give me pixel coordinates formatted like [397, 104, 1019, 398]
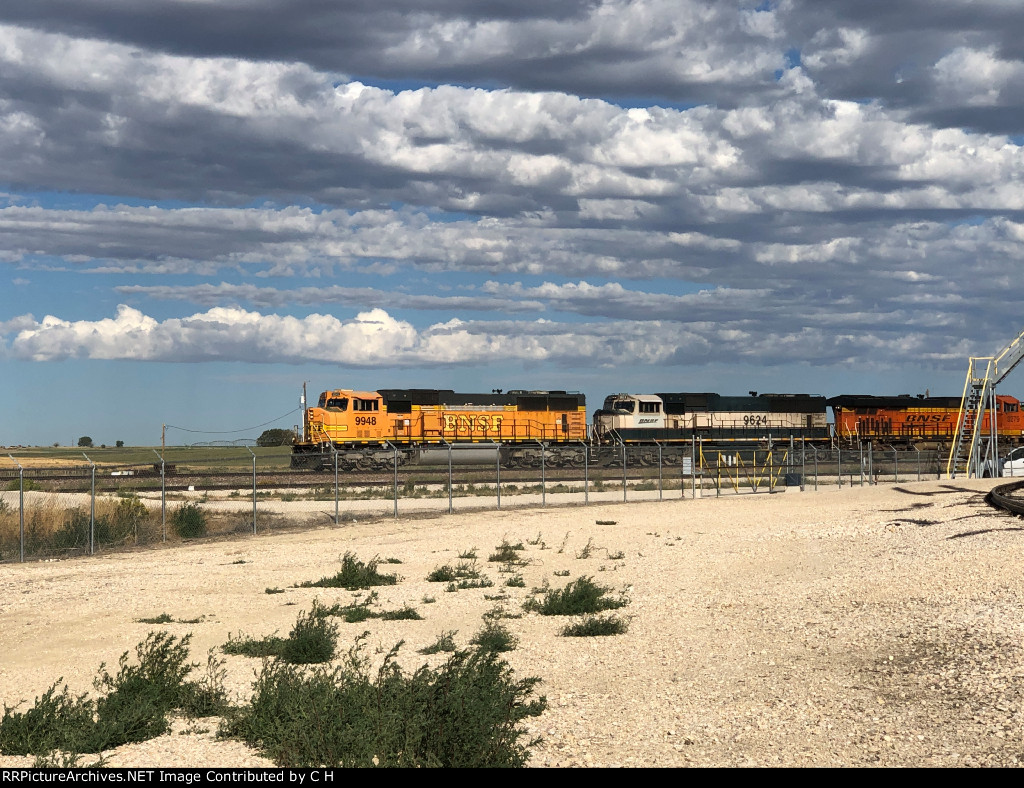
[0, 300, 987, 371]
[932, 46, 1024, 106]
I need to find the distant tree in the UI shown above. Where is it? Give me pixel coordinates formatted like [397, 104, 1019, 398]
[256, 428, 297, 447]
[77, 436, 93, 448]
[116, 440, 124, 448]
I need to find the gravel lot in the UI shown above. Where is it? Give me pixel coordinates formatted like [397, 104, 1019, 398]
[1, 477, 1023, 768]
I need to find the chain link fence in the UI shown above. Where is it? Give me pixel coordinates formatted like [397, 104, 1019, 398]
[0, 444, 949, 563]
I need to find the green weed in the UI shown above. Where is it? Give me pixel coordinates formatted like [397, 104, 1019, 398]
[221, 635, 546, 767]
[523, 577, 629, 616]
[470, 621, 518, 653]
[0, 632, 227, 759]
[418, 631, 458, 655]
[297, 553, 400, 590]
[172, 503, 207, 539]
[560, 615, 630, 637]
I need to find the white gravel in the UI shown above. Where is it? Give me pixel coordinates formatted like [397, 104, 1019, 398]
[1, 477, 1023, 768]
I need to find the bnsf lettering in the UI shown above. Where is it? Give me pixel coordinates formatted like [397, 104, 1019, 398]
[904, 414, 952, 423]
[444, 414, 505, 432]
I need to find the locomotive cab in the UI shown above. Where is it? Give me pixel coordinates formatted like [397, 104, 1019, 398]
[594, 394, 666, 439]
[305, 388, 383, 445]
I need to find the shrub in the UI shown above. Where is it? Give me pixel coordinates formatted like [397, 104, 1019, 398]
[428, 559, 484, 584]
[222, 634, 288, 659]
[523, 577, 629, 616]
[298, 553, 399, 590]
[489, 540, 525, 563]
[172, 503, 207, 539]
[470, 621, 518, 653]
[426, 565, 457, 582]
[0, 632, 227, 758]
[136, 614, 174, 625]
[377, 606, 423, 621]
[505, 574, 526, 588]
[108, 496, 147, 543]
[52, 509, 91, 551]
[445, 577, 494, 592]
[483, 604, 521, 621]
[281, 602, 338, 665]
[224, 604, 337, 665]
[221, 636, 546, 767]
[0, 683, 96, 757]
[418, 632, 458, 655]
[559, 614, 630, 637]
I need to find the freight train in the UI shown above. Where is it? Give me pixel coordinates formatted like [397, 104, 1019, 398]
[290, 386, 832, 470]
[290, 385, 1024, 470]
[827, 394, 1024, 445]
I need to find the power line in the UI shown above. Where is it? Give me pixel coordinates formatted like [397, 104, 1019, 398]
[165, 407, 301, 435]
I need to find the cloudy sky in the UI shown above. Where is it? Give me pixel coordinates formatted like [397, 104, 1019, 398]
[2, 1, 1024, 447]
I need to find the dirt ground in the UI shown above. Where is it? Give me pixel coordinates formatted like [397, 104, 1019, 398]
[1, 477, 1023, 768]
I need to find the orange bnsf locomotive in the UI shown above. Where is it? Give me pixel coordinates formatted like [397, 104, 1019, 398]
[291, 387, 588, 470]
[827, 394, 1024, 446]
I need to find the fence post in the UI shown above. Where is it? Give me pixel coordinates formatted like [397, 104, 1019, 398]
[868, 443, 874, 485]
[9, 455, 24, 562]
[615, 436, 626, 502]
[539, 441, 547, 507]
[813, 448, 818, 490]
[442, 439, 453, 514]
[152, 450, 165, 542]
[692, 436, 697, 499]
[916, 448, 921, 482]
[82, 453, 95, 555]
[333, 444, 339, 525]
[893, 448, 898, 485]
[387, 442, 399, 519]
[860, 443, 865, 486]
[801, 442, 805, 492]
[578, 441, 589, 506]
[838, 446, 842, 488]
[655, 441, 663, 501]
[492, 440, 501, 510]
[246, 447, 257, 535]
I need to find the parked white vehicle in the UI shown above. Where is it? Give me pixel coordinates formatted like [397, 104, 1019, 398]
[1002, 446, 1024, 476]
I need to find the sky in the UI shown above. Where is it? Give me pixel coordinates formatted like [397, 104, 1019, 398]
[3, 1, 1024, 447]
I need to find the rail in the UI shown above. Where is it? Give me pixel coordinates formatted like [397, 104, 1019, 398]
[985, 480, 1024, 516]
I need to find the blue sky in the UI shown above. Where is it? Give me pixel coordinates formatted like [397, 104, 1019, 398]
[3, 1, 1024, 447]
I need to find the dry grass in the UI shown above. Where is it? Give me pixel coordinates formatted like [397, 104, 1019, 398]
[0, 497, 260, 559]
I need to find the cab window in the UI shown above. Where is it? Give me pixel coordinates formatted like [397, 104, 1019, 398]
[639, 401, 661, 414]
[325, 397, 348, 411]
[612, 400, 635, 413]
[353, 399, 379, 412]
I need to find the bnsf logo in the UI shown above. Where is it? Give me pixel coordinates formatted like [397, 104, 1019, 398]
[903, 414, 953, 423]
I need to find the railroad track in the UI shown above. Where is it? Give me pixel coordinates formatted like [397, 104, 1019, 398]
[985, 480, 1024, 516]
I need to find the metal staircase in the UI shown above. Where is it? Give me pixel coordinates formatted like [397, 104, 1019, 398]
[947, 326, 1024, 478]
